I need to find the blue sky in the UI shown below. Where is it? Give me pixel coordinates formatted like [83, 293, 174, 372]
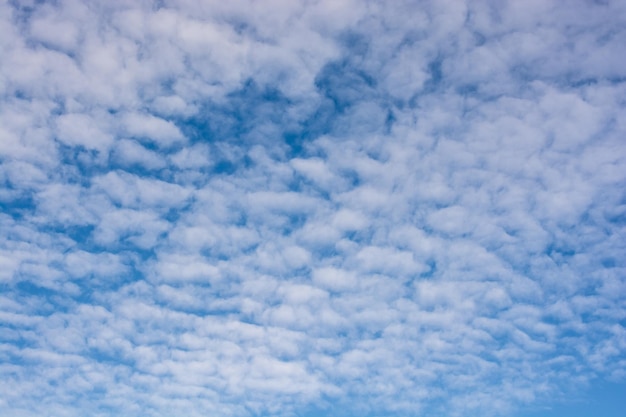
[1, 1, 625, 416]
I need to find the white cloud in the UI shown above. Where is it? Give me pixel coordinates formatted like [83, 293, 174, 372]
[312, 267, 357, 293]
[29, 9, 81, 52]
[92, 171, 191, 212]
[150, 253, 221, 284]
[169, 143, 212, 169]
[151, 95, 198, 117]
[291, 157, 337, 189]
[122, 113, 186, 148]
[92, 208, 171, 249]
[113, 139, 168, 170]
[56, 112, 114, 151]
[1, 1, 626, 417]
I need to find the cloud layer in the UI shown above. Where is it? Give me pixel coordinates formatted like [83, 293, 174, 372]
[1, 1, 626, 416]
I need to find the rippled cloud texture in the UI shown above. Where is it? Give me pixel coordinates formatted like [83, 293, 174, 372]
[1, 1, 626, 416]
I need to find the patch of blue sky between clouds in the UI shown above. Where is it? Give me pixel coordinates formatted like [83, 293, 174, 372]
[1, 1, 626, 417]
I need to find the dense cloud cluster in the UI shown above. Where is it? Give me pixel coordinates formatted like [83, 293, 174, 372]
[1, 1, 626, 416]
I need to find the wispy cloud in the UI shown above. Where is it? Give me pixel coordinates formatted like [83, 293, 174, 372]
[1, 1, 625, 416]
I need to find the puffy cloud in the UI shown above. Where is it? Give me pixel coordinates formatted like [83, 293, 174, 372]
[1, 1, 626, 417]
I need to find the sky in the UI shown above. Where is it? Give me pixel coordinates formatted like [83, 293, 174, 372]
[1, 0, 625, 416]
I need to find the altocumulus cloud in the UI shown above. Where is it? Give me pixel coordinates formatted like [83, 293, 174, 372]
[1, 1, 626, 416]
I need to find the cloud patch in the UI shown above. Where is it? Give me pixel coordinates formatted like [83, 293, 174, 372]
[1, 1, 626, 417]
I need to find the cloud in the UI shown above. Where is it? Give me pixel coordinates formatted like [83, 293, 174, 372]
[1, 1, 626, 417]
[112, 139, 168, 171]
[122, 113, 186, 148]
